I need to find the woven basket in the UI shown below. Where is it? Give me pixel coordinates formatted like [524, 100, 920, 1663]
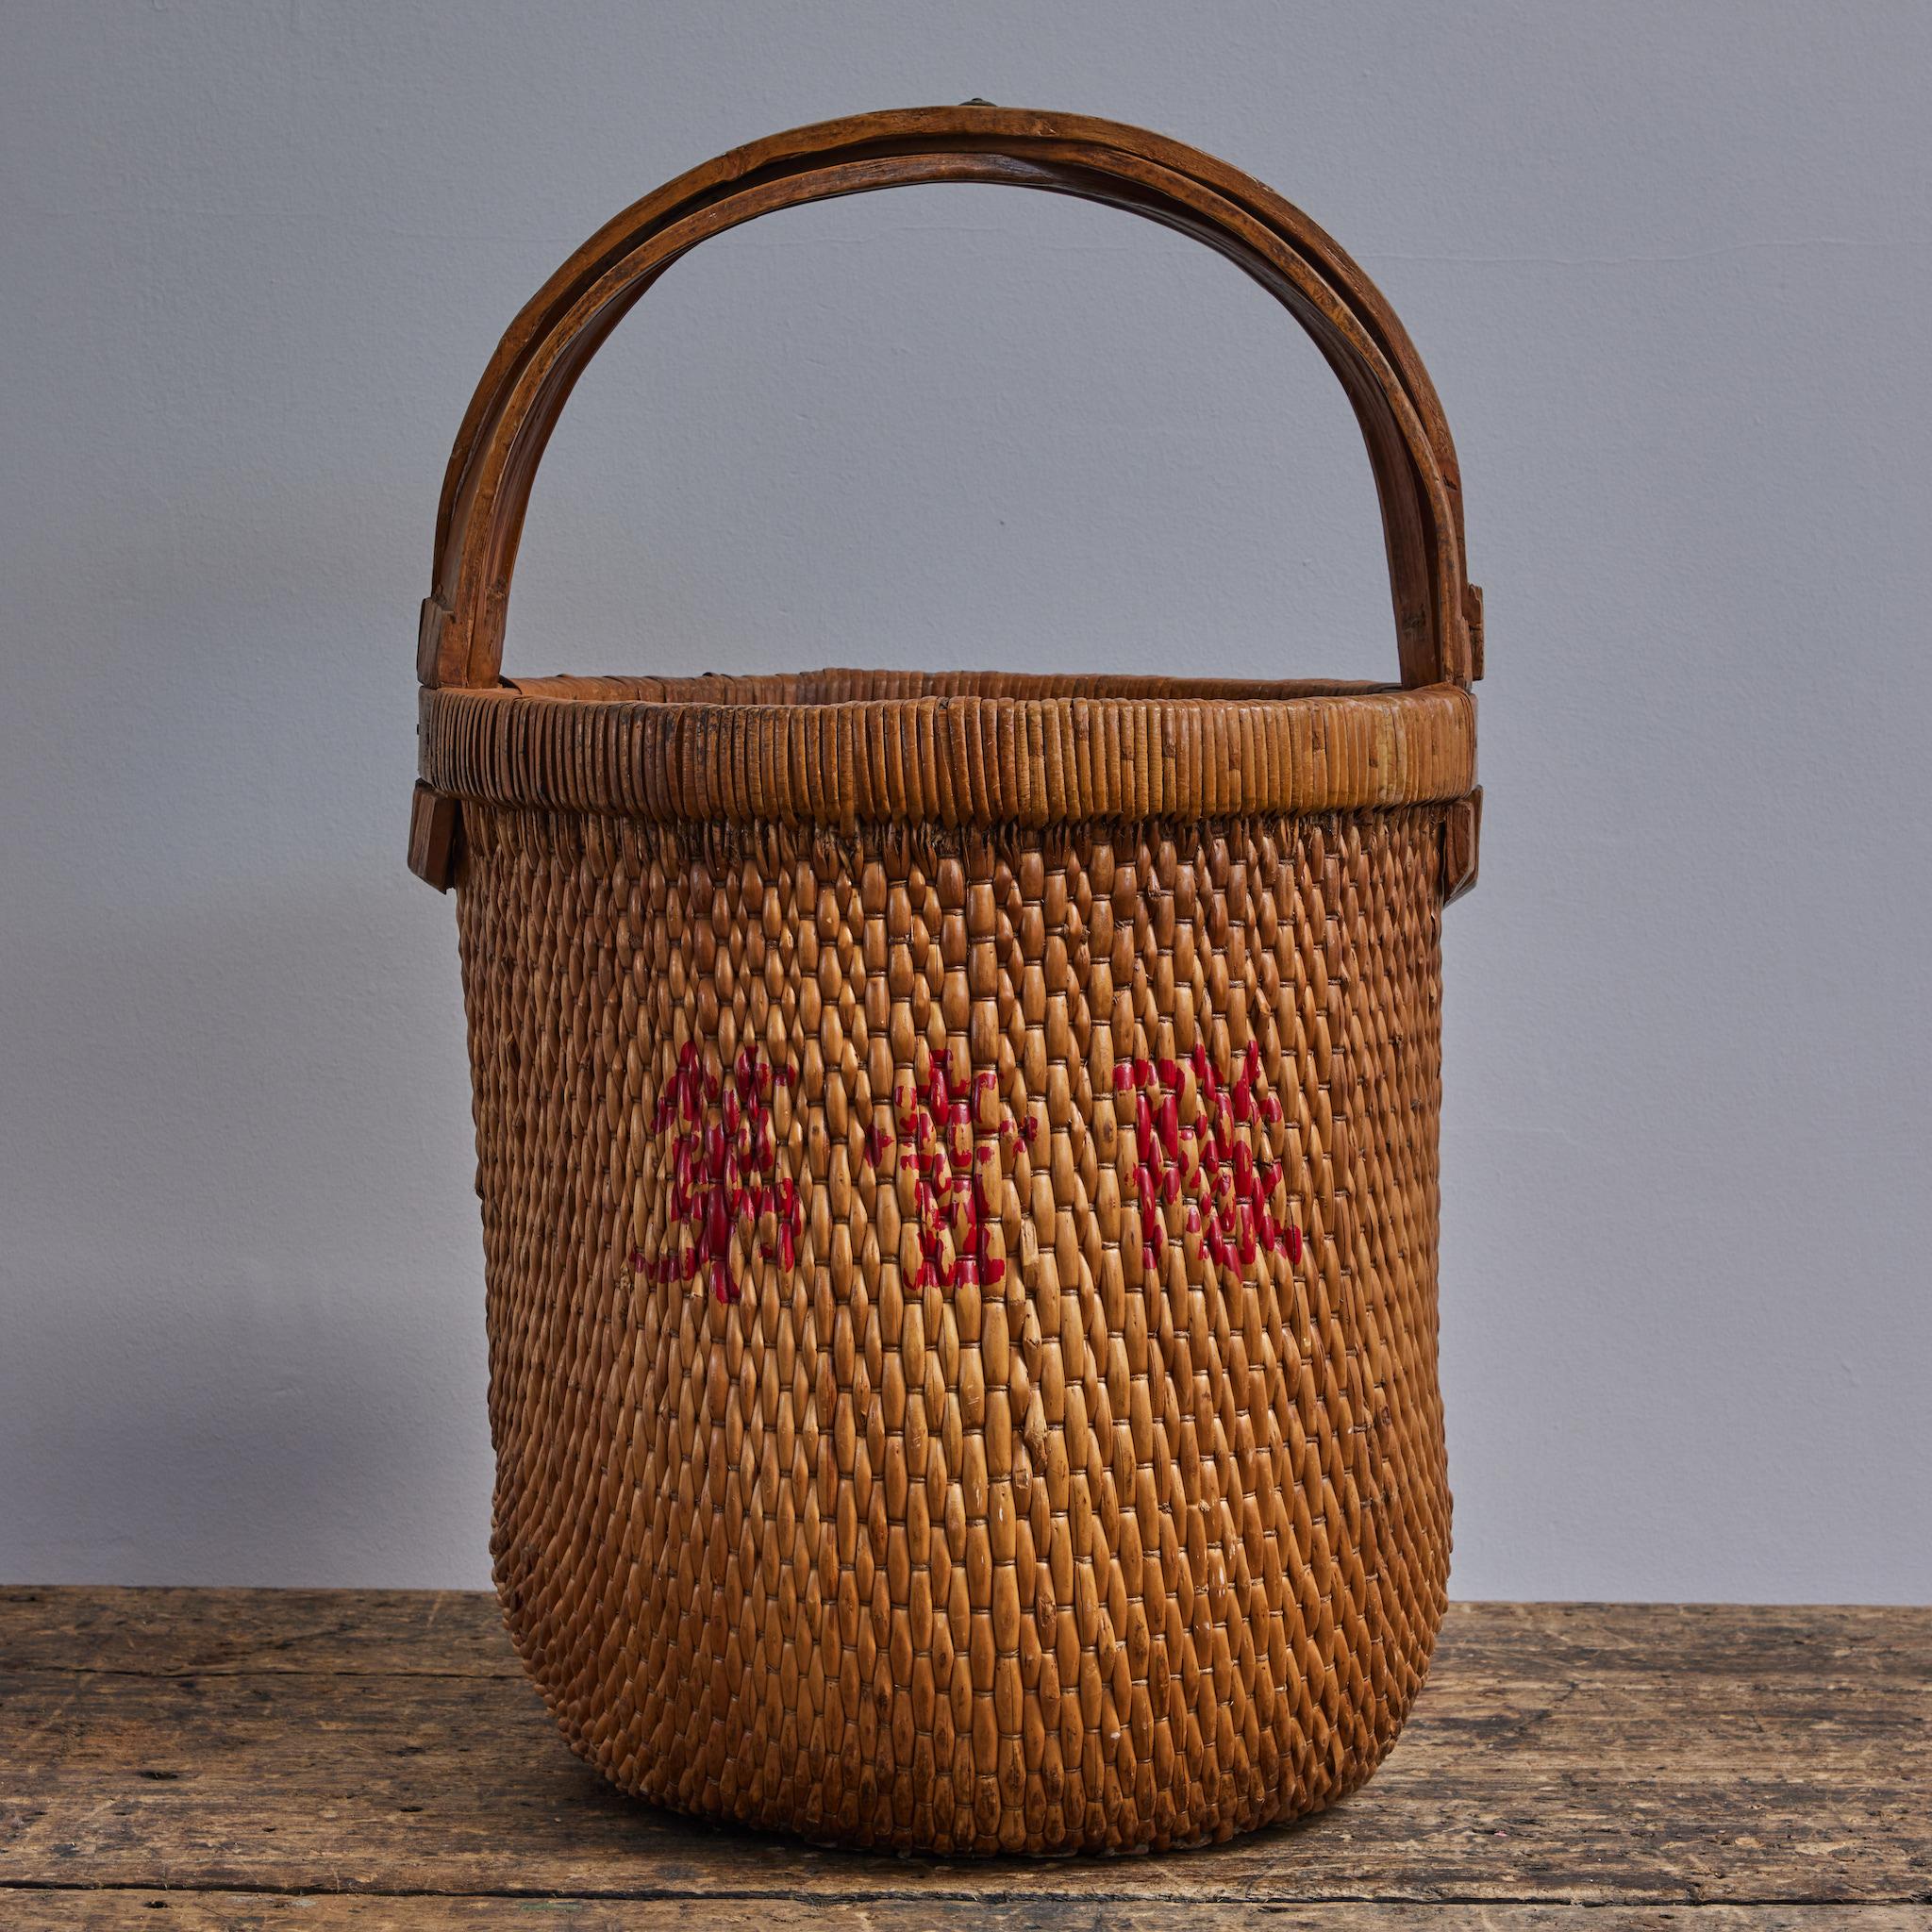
[409, 107, 1482, 1857]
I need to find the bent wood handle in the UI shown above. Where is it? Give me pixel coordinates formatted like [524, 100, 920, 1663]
[421, 106, 1480, 693]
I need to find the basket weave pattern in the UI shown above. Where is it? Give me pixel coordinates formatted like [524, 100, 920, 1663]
[457, 796, 1451, 1852]
[411, 106, 1482, 1856]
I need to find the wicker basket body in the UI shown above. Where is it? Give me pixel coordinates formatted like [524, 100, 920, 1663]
[411, 111, 1481, 1856]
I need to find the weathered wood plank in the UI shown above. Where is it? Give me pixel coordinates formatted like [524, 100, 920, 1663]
[0, 1587, 520, 1680]
[3, 1891, 1927, 1930]
[0, 1591, 1925, 1910]
[8, 1588, 1915, 1691]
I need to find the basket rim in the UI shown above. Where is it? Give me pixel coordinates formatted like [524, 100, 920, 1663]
[423, 675, 1468, 826]
[495, 670, 1418, 704]
[418, 670, 1476, 828]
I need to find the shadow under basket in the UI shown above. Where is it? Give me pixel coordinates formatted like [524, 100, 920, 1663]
[408, 108, 1484, 1856]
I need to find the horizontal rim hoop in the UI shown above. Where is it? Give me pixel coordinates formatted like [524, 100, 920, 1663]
[418, 675, 1476, 829]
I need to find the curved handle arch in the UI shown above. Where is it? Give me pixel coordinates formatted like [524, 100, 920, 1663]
[421, 106, 1475, 691]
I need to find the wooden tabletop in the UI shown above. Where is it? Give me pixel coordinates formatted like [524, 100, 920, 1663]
[1, 1590, 1924, 1927]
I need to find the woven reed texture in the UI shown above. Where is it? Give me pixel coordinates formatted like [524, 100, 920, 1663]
[455, 797, 1452, 1855]
[418, 674, 1476, 828]
[416, 105, 1480, 1857]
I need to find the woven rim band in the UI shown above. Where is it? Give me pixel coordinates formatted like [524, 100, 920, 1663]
[418, 674, 1476, 828]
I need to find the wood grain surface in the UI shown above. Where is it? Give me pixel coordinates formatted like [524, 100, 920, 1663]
[2, 1589, 1925, 1926]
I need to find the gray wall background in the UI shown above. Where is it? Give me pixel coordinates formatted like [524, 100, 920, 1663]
[5, 1, 1928, 1603]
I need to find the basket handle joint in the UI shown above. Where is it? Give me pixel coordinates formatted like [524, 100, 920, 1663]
[408, 781, 460, 891]
[1442, 787, 1482, 905]
[418, 596, 458, 689]
[1464, 584, 1485, 681]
